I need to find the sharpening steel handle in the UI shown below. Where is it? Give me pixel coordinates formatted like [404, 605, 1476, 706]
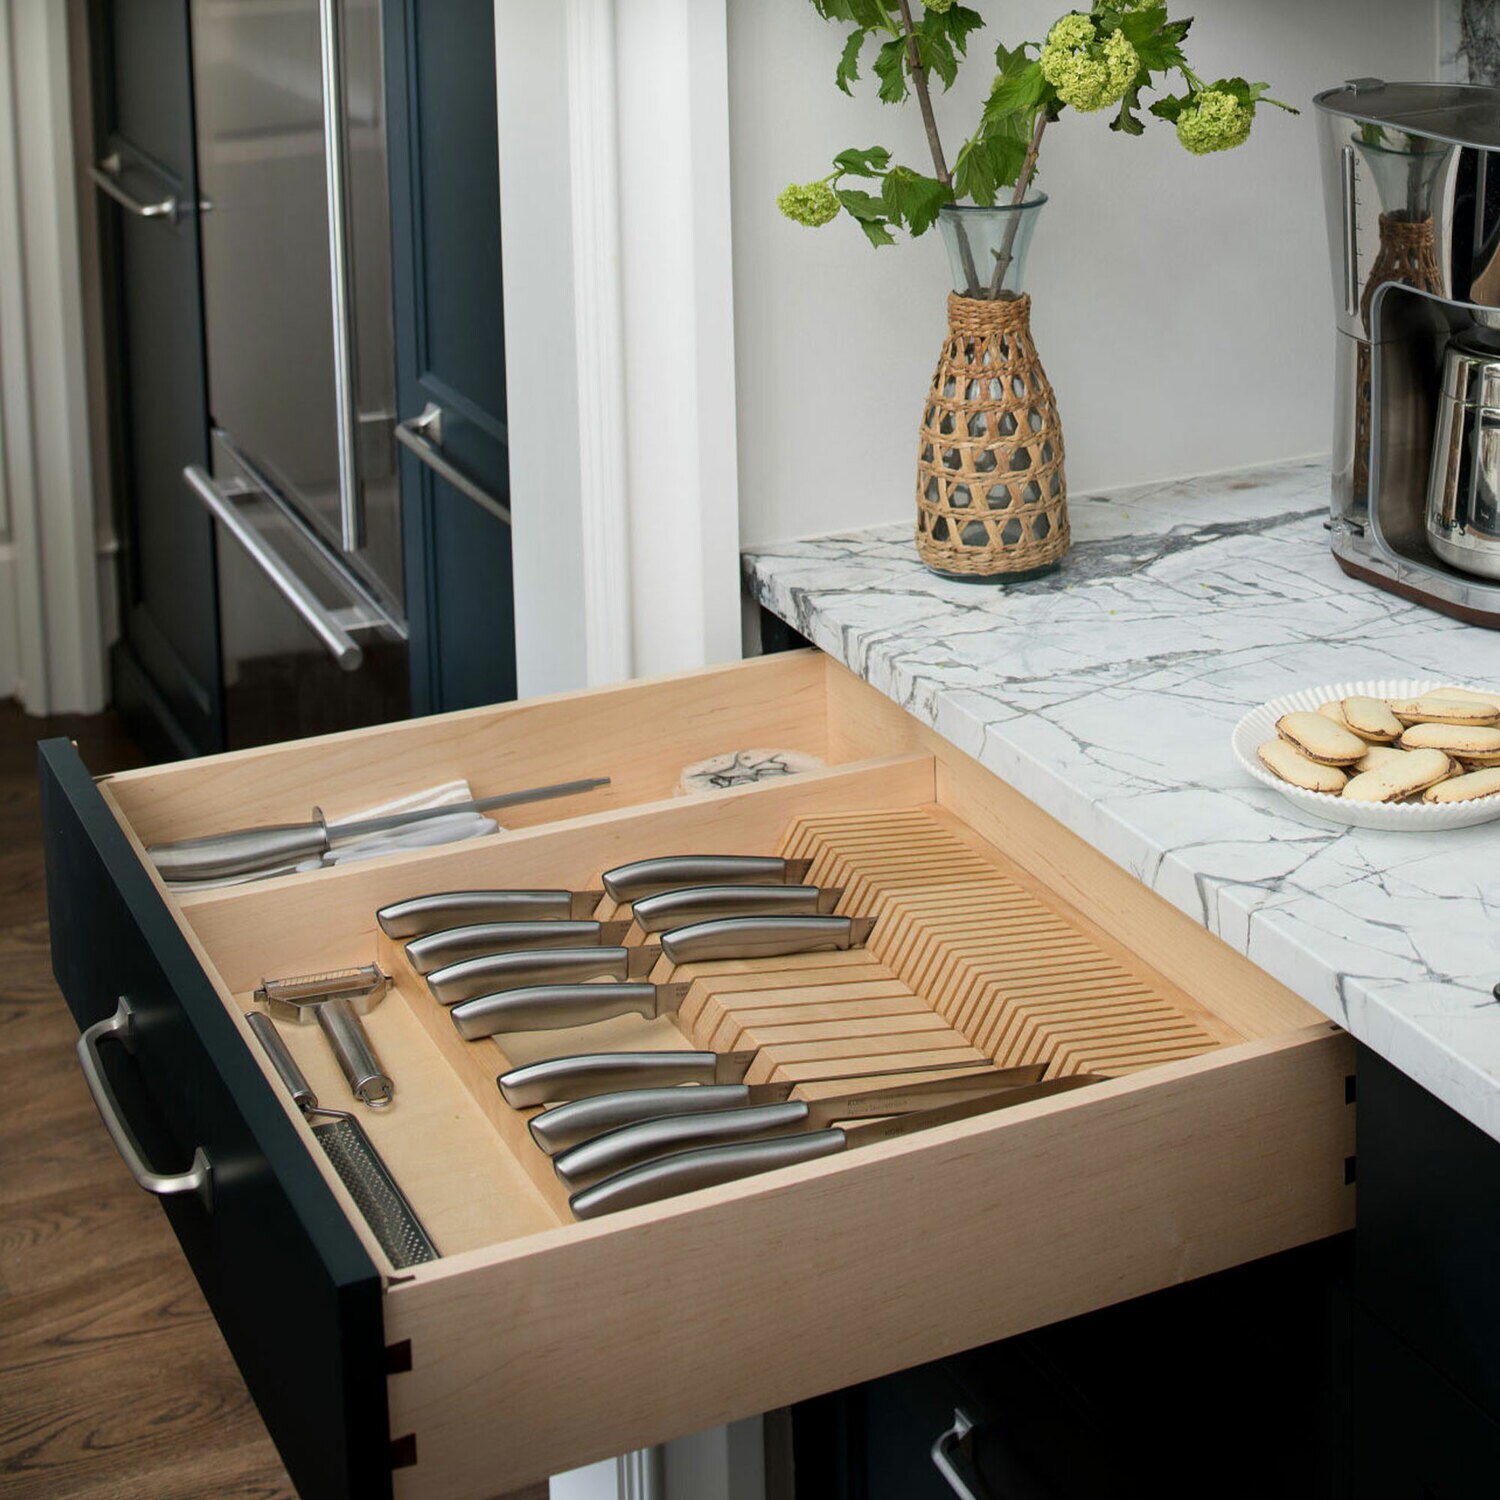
[529, 1083, 756, 1155]
[149, 820, 329, 883]
[569, 1131, 846, 1219]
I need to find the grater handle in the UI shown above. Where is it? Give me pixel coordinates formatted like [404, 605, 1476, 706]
[247, 1011, 318, 1111]
[316, 996, 394, 1108]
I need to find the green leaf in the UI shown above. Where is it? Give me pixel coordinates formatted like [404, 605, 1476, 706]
[1131, 17, 1192, 74]
[811, 0, 897, 28]
[880, 164, 952, 236]
[835, 28, 866, 94]
[836, 186, 888, 221]
[912, 28, 959, 90]
[855, 215, 898, 247]
[1148, 91, 1190, 124]
[936, 5, 986, 56]
[1110, 81, 1146, 136]
[953, 126, 1028, 206]
[873, 36, 909, 103]
[833, 145, 892, 177]
[987, 58, 1047, 116]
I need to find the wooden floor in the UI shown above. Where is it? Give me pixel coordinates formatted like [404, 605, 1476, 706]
[0, 705, 545, 1500]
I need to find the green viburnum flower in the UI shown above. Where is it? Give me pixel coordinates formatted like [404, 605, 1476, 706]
[924, 0, 955, 11]
[1039, 13, 1139, 113]
[777, 180, 840, 227]
[1175, 89, 1254, 154]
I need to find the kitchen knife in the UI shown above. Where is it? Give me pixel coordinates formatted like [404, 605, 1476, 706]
[569, 1075, 1105, 1219]
[658, 914, 875, 966]
[450, 981, 692, 1039]
[630, 883, 843, 933]
[425, 946, 660, 1006]
[150, 776, 610, 883]
[498, 1049, 988, 1109]
[377, 889, 604, 939]
[553, 1067, 1054, 1190]
[602, 855, 813, 904]
[405, 920, 632, 976]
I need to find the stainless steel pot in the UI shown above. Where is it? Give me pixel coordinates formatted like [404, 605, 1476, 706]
[1427, 334, 1500, 579]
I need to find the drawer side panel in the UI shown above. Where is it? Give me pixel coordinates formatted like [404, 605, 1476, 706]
[38, 739, 390, 1500]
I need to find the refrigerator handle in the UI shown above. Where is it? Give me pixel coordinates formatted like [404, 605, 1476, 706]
[183, 466, 364, 671]
[395, 404, 513, 526]
[318, 0, 364, 554]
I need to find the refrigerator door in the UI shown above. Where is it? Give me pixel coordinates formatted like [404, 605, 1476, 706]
[190, 0, 402, 614]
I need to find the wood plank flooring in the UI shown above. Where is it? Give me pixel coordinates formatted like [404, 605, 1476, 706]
[0, 706, 545, 1500]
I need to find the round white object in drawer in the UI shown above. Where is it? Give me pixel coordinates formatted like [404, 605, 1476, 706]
[1232, 680, 1500, 831]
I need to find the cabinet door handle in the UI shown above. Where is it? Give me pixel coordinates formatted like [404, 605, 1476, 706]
[396, 403, 513, 526]
[77, 997, 213, 1208]
[184, 464, 367, 669]
[932, 1409, 995, 1500]
[89, 152, 178, 223]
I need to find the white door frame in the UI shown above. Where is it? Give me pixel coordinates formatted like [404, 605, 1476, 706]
[0, 0, 107, 716]
[495, 0, 741, 699]
[493, 5, 755, 1495]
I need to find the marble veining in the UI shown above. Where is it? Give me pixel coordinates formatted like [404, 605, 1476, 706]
[743, 458, 1500, 1142]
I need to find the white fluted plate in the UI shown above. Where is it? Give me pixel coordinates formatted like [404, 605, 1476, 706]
[1233, 680, 1500, 831]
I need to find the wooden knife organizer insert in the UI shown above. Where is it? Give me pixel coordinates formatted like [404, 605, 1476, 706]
[93, 654, 1350, 1494]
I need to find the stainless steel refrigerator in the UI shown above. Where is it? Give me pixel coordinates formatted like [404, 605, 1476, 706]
[184, 0, 408, 747]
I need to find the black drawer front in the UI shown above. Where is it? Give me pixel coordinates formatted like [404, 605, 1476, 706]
[39, 738, 389, 1500]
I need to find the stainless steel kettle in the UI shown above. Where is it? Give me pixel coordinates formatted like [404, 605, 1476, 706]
[1427, 332, 1500, 579]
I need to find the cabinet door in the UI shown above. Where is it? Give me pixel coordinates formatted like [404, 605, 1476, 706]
[91, 0, 222, 755]
[384, 0, 515, 715]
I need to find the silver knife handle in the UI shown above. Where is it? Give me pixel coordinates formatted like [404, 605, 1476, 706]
[631, 884, 829, 934]
[499, 1051, 721, 1108]
[377, 889, 586, 939]
[528, 1084, 755, 1155]
[246, 1011, 317, 1111]
[570, 1130, 847, 1219]
[659, 914, 858, 966]
[315, 996, 394, 1108]
[406, 921, 611, 975]
[426, 946, 631, 1006]
[451, 983, 658, 1040]
[149, 819, 328, 883]
[555, 1101, 813, 1192]
[602, 855, 804, 903]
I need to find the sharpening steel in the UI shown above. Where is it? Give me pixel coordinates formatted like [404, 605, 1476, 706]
[148, 775, 610, 882]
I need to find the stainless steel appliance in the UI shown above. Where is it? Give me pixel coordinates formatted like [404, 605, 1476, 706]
[1315, 79, 1500, 625]
[1426, 331, 1500, 579]
[184, 0, 408, 745]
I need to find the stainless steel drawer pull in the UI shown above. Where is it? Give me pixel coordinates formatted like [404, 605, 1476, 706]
[183, 465, 364, 670]
[396, 403, 512, 526]
[88, 152, 178, 223]
[931, 1410, 995, 1500]
[77, 996, 213, 1208]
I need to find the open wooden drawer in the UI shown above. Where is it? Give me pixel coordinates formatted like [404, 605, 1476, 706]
[40, 650, 1353, 1500]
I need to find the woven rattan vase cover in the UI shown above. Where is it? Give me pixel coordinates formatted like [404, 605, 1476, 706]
[915, 292, 1068, 577]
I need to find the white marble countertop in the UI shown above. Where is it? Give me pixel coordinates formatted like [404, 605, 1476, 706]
[743, 458, 1500, 1143]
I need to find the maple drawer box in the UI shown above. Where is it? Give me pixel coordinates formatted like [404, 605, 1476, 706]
[40, 650, 1352, 1500]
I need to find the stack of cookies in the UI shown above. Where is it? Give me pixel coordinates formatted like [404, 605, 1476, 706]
[1258, 687, 1500, 804]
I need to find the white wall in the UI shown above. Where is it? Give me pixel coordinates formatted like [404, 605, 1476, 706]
[729, 0, 1440, 548]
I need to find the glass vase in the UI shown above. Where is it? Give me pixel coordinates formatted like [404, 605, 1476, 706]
[916, 196, 1069, 579]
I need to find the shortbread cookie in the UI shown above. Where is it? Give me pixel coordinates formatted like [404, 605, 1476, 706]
[1259, 740, 1348, 794]
[1398, 723, 1500, 759]
[1424, 766, 1500, 803]
[1429, 686, 1500, 713]
[1353, 745, 1412, 774]
[1341, 695, 1402, 742]
[1342, 747, 1452, 803]
[1276, 711, 1368, 765]
[1388, 695, 1500, 727]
